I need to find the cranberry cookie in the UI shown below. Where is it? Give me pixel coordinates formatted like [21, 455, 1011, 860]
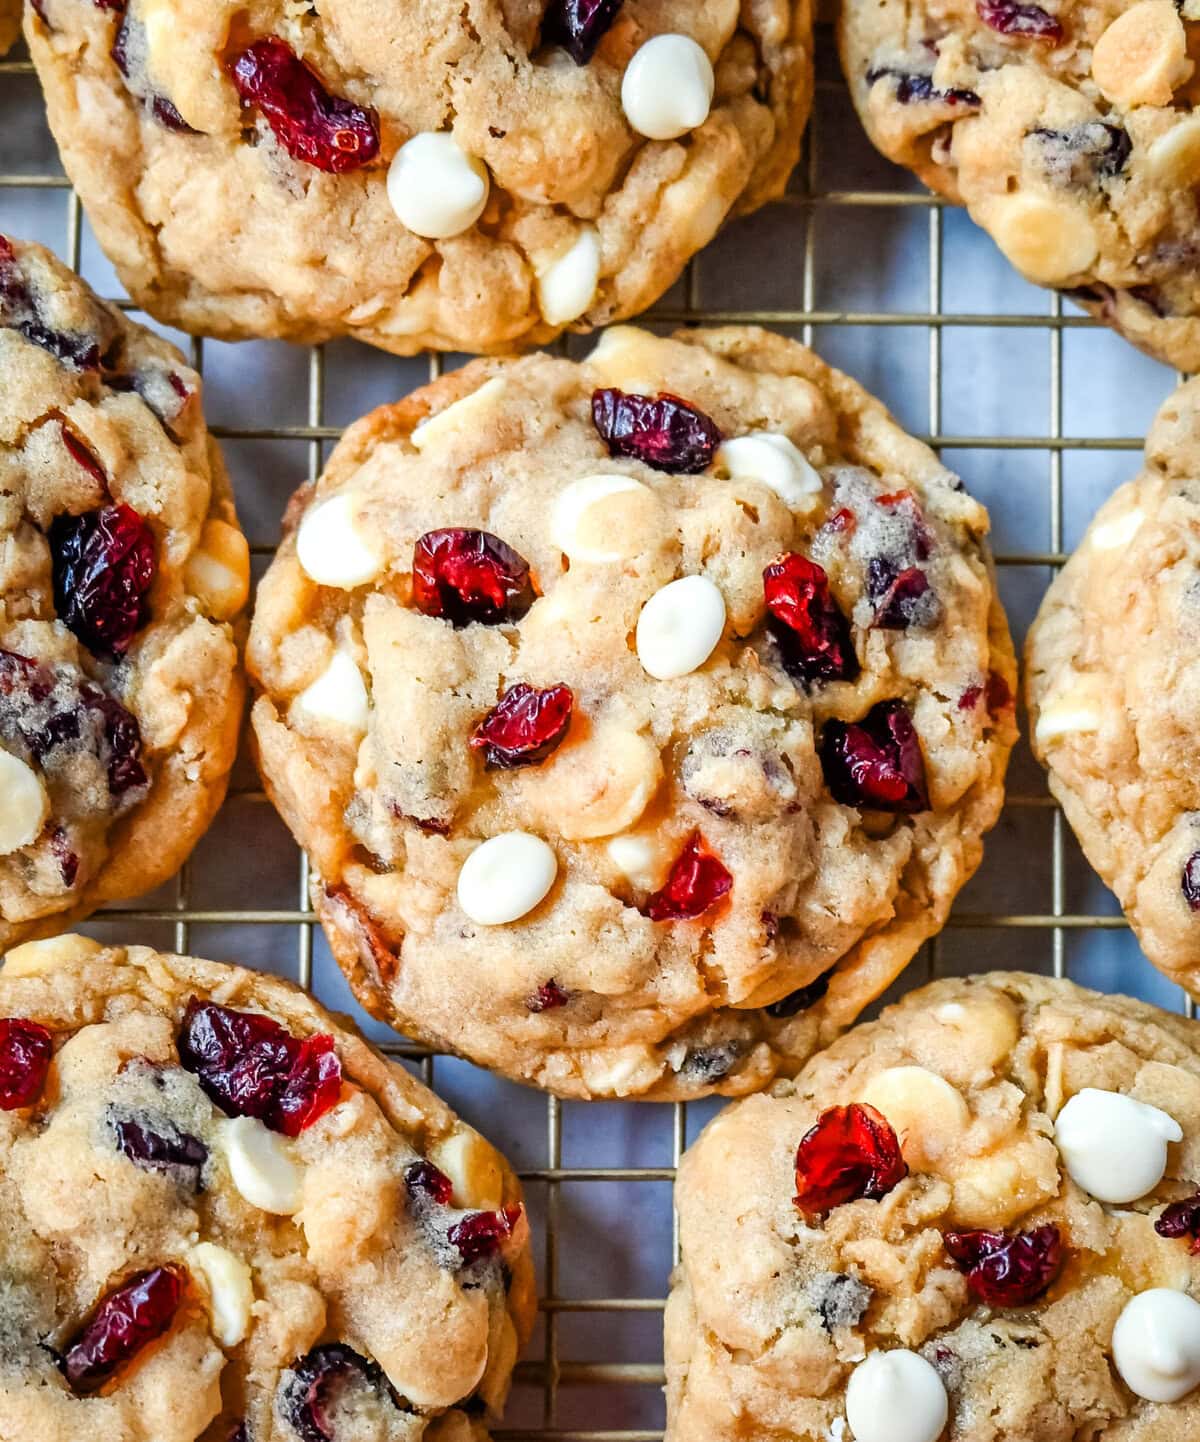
[668, 970, 1200, 1442]
[1027, 379, 1200, 997]
[0, 932, 535, 1441]
[0, 0, 20, 55]
[248, 325, 1016, 1101]
[0, 235, 245, 951]
[27, 0, 810, 357]
[840, 0, 1200, 369]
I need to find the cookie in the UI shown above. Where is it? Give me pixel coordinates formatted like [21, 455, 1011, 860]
[1026, 378, 1200, 996]
[0, 235, 245, 951]
[27, 0, 811, 357]
[0, 0, 19, 55]
[0, 932, 535, 1442]
[667, 970, 1200, 1442]
[247, 324, 1017, 1101]
[839, 0, 1200, 370]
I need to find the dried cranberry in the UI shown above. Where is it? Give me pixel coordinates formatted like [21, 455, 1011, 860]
[986, 671, 1013, 713]
[1029, 123, 1130, 183]
[61, 1266, 184, 1393]
[794, 1103, 907, 1215]
[279, 1344, 400, 1442]
[527, 979, 569, 1012]
[111, 1111, 208, 1189]
[406, 1159, 454, 1205]
[820, 700, 929, 813]
[644, 832, 732, 922]
[0, 236, 101, 370]
[876, 489, 934, 560]
[448, 1204, 523, 1265]
[229, 38, 380, 173]
[1183, 853, 1200, 912]
[765, 971, 832, 1018]
[83, 684, 148, 795]
[866, 66, 980, 107]
[763, 553, 858, 685]
[110, 15, 198, 131]
[412, 529, 534, 627]
[824, 507, 856, 537]
[976, 0, 1063, 40]
[61, 425, 107, 487]
[1156, 1193, 1200, 1251]
[542, 0, 623, 62]
[49, 504, 156, 657]
[592, 388, 721, 474]
[471, 683, 573, 768]
[866, 559, 931, 629]
[50, 826, 79, 887]
[0, 1019, 53, 1109]
[944, 1225, 1063, 1306]
[178, 999, 341, 1136]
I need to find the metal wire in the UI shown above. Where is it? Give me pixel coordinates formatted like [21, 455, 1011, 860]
[1, 27, 1187, 1439]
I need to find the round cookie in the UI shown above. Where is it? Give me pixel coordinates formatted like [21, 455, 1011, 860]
[27, 0, 811, 356]
[247, 324, 1017, 1101]
[0, 933, 535, 1442]
[0, 0, 20, 56]
[840, 0, 1200, 370]
[1027, 378, 1200, 996]
[0, 235, 245, 950]
[667, 970, 1200, 1442]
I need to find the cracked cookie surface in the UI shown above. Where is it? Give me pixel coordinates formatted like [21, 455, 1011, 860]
[26, 0, 811, 355]
[668, 971, 1200, 1442]
[247, 325, 1016, 1101]
[1026, 378, 1200, 997]
[0, 235, 245, 952]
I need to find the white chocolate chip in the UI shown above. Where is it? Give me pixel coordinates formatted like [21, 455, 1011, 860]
[858, 1066, 970, 1169]
[1034, 679, 1105, 745]
[983, 193, 1098, 286]
[1090, 506, 1145, 551]
[0, 750, 48, 855]
[636, 575, 726, 680]
[715, 433, 823, 509]
[1113, 1289, 1200, 1401]
[296, 493, 384, 589]
[607, 833, 665, 889]
[1147, 117, 1200, 186]
[3, 934, 104, 976]
[190, 1242, 253, 1348]
[291, 650, 370, 737]
[411, 377, 508, 453]
[1092, 0, 1190, 108]
[430, 1129, 505, 1210]
[586, 325, 671, 393]
[1054, 1088, 1182, 1203]
[223, 1117, 302, 1215]
[457, 832, 557, 926]
[621, 34, 714, 140]
[551, 474, 660, 563]
[387, 132, 490, 239]
[845, 1350, 949, 1442]
[538, 726, 662, 841]
[184, 518, 250, 621]
[536, 228, 601, 326]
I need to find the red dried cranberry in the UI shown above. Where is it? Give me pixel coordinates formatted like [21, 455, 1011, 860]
[765, 971, 832, 1018]
[1156, 1193, 1200, 1250]
[412, 529, 534, 627]
[976, 0, 1063, 40]
[527, 979, 569, 1012]
[279, 1344, 400, 1442]
[823, 507, 857, 537]
[448, 1204, 522, 1265]
[49, 504, 156, 657]
[876, 490, 933, 559]
[0, 1018, 53, 1109]
[61, 1265, 184, 1393]
[406, 1159, 454, 1205]
[866, 559, 931, 629]
[644, 832, 732, 922]
[82, 684, 148, 796]
[111, 1111, 208, 1189]
[794, 1103, 907, 1215]
[542, 0, 623, 62]
[230, 38, 380, 173]
[50, 826, 79, 887]
[178, 999, 341, 1135]
[0, 236, 101, 370]
[61, 425, 107, 487]
[1183, 853, 1200, 912]
[471, 683, 573, 768]
[819, 700, 929, 813]
[592, 388, 721, 474]
[944, 1225, 1063, 1306]
[764, 553, 859, 685]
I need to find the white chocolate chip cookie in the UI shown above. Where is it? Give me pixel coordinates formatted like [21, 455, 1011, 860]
[247, 325, 1016, 1101]
[0, 0, 19, 55]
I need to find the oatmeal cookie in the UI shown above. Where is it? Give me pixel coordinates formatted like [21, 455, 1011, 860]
[0, 0, 20, 55]
[0, 235, 245, 950]
[27, 0, 811, 355]
[247, 324, 1016, 1101]
[668, 970, 1200, 1442]
[840, 0, 1200, 370]
[1027, 378, 1200, 996]
[0, 932, 535, 1442]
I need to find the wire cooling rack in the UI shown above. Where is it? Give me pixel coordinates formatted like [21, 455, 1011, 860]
[0, 25, 1193, 1440]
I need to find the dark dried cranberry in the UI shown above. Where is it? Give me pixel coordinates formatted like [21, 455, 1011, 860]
[471, 683, 573, 768]
[644, 832, 732, 922]
[49, 504, 156, 657]
[1029, 122, 1130, 184]
[794, 1103, 907, 1215]
[0, 235, 101, 370]
[765, 971, 832, 1018]
[527, 980, 569, 1012]
[230, 38, 380, 173]
[448, 1204, 522, 1265]
[681, 1043, 742, 1084]
[820, 700, 929, 813]
[412, 529, 534, 627]
[944, 1225, 1063, 1306]
[764, 553, 858, 686]
[986, 671, 1013, 713]
[866, 559, 932, 629]
[592, 388, 721, 474]
[178, 999, 342, 1136]
[1156, 1193, 1200, 1251]
[110, 15, 198, 131]
[50, 826, 79, 887]
[406, 1159, 454, 1205]
[83, 684, 148, 795]
[542, 0, 623, 62]
[279, 1344, 400, 1442]
[0, 1019, 53, 1109]
[61, 1266, 184, 1393]
[866, 66, 980, 107]
[111, 1111, 208, 1189]
[977, 0, 1063, 40]
[1183, 853, 1200, 912]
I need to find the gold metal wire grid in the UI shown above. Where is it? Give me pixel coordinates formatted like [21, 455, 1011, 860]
[0, 27, 1190, 1441]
